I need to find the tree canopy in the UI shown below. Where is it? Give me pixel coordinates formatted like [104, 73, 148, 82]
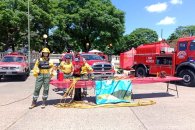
[0, 0, 28, 51]
[125, 28, 158, 48]
[55, 0, 125, 52]
[1, 0, 193, 54]
[168, 25, 195, 41]
[0, 0, 125, 53]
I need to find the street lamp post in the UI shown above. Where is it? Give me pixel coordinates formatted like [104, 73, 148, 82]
[43, 34, 48, 47]
[86, 43, 89, 52]
[108, 43, 112, 62]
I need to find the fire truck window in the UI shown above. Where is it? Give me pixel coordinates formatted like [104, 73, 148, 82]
[179, 42, 187, 51]
[156, 57, 172, 65]
[190, 41, 195, 50]
[156, 58, 161, 64]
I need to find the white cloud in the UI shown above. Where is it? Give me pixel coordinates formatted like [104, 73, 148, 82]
[145, 2, 168, 13]
[170, 0, 183, 5]
[157, 16, 176, 25]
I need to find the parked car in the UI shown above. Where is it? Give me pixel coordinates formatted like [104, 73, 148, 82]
[0, 52, 30, 81]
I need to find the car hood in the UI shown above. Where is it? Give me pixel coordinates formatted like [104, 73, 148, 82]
[0, 62, 23, 67]
[86, 60, 111, 66]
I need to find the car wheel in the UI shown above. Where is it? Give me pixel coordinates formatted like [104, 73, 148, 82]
[179, 69, 195, 87]
[135, 66, 147, 77]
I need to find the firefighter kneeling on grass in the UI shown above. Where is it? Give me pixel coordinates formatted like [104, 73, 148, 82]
[80, 58, 93, 96]
[29, 48, 55, 109]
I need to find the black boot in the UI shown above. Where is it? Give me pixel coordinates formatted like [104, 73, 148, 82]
[29, 100, 37, 109]
[41, 99, 46, 109]
[73, 88, 82, 101]
[82, 88, 87, 97]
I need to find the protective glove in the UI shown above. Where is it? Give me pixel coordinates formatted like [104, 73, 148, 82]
[50, 73, 54, 79]
[33, 73, 38, 78]
[70, 72, 73, 76]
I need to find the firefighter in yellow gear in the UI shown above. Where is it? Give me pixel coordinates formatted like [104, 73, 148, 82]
[29, 48, 55, 109]
[80, 59, 93, 75]
[80, 58, 93, 97]
[53, 55, 74, 93]
[59, 55, 74, 78]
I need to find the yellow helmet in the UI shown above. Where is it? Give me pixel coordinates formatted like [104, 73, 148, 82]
[42, 48, 50, 53]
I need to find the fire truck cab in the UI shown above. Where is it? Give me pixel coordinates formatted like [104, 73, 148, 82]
[132, 37, 195, 86]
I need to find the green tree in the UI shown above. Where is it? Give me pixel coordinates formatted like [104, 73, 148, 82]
[112, 34, 131, 54]
[0, 0, 28, 51]
[0, 0, 57, 52]
[0, 0, 125, 53]
[127, 28, 158, 48]
[55, 0, 125, 52]
[30, 0, 57, 51]
[168, 25, 195, 42]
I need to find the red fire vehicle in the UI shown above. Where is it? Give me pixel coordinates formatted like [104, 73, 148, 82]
[0, 52, 30, 81]
[120, 36, 195, 86]
[88, 50, 109, 61]
[60, 52, 115, 79]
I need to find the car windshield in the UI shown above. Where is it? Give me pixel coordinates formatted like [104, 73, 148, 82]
[1, 56, 24, 62]
[81, 54, 103, 60]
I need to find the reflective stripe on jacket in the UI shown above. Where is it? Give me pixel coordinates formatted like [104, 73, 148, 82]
[33, 57, 54, 77]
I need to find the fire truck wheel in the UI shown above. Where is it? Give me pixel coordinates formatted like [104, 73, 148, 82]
[179, 69, 195, 87]
[135, 66, 147, 77]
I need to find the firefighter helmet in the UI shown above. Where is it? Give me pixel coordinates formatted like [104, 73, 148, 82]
[42, 48, 50, 53]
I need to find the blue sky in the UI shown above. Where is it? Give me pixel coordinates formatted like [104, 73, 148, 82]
[111, 0, 195, 39]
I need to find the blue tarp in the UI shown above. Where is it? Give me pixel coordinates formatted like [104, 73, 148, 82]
[95, 80, 132, 105]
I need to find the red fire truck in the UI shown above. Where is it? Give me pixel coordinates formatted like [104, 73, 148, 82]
[120, 36, 195, 86]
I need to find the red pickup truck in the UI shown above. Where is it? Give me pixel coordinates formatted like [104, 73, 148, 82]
[0, 52, 30, 81]
[60, 52, 115, 79]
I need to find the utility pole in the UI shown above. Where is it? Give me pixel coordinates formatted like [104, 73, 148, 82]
[28, 0, 31, 69]
[161, 29, 163, 39]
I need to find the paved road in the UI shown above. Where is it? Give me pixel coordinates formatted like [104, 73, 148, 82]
[0, 76, 195, 130]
